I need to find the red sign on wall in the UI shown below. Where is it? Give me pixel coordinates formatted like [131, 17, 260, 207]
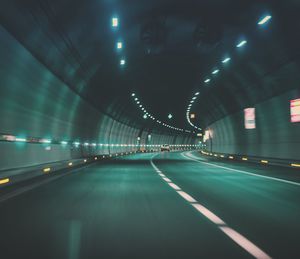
[244, 108, 256, 129]
[291, 99, 300, 123]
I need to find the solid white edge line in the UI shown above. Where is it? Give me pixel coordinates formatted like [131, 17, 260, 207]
[183, 152, 300, 187]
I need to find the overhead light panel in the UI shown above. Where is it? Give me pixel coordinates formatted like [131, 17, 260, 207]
[204, 79, 211, 83]
[15, 138, 27, 142]
[117, 41, 123, 49]
[236, 40, 247, 48]
[258, 15, 272, 25]
[41, 139, 51, 144]
[212, 69, 219, 75]
[222, 57, 231, 63]
[112, 17, 119, 27]
[120, 59, 126, 65]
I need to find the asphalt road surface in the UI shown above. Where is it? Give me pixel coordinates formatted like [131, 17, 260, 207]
[1, 151, 300, 259]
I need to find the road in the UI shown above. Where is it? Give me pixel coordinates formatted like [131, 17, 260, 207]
[0, 151, 300, 259]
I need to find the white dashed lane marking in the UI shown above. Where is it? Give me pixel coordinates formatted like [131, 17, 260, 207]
[150, 154, 272, 259]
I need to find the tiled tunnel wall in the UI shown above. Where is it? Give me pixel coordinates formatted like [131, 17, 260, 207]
[0, 25, 196, 171]
[205, 88, 300, 160]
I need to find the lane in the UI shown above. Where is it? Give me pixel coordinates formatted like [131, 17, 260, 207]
[185, 151, 300, 185]
[0, 153, 250, 259]
[153, 151, 300, 259]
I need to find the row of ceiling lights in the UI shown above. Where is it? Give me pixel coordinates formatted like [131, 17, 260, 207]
[131, 93, 195, 134]
[186, 92, 202, 130]
[1, 133, 200, 147]
[186, 14, 272, 129]
[112, 15, 194, 135]
[112, 17, 126, 66]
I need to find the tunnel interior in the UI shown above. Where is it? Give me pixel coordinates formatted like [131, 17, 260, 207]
[0, 1, 300, 258]
[0, 0, 299, 171]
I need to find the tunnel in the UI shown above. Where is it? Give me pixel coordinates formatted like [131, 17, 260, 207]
[0, 1, 299, 258]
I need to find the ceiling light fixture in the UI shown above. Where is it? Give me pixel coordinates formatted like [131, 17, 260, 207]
[236, 40, 247, 48]
[112, 17, 119, 27]
[222, 57, 231, 63]
[258, 15, 272, 25]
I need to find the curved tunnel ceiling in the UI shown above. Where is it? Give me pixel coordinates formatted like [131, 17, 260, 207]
[0, 0, 299, 133]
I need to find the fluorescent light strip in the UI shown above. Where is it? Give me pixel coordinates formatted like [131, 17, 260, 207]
[237, 40, 247, 48]
[258, 15, 272, 25]
[222, 57, 231, 63]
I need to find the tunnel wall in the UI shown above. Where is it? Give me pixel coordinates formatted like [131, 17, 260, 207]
[206, 88, 300, 160]
[0, 25, 196, 171]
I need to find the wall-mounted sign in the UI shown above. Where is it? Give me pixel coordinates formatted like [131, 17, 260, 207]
[291, 98, 300, 123]
[244, 108, 256, 129]
[203, 129, 212, 142]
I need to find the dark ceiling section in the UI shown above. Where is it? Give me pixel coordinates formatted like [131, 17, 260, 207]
[1, 0, 299, 131]
[193, 2, 300, 127]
